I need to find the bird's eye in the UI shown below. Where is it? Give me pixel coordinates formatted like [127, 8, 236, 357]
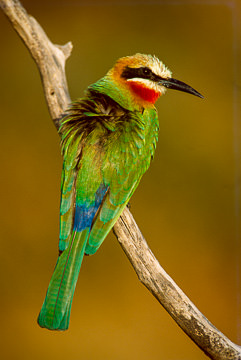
[142, 67, 151, 75]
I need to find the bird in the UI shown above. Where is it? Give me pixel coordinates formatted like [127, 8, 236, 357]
[37, 53, 203, 331]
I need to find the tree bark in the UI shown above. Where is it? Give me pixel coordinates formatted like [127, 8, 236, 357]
[1, 1, 240, 359]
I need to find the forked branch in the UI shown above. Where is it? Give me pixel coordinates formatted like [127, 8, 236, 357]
[1, 1, 240, 359]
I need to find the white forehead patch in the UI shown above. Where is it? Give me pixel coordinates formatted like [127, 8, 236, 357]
[126, 54, 172, 79]
[149, 55, 172, 79]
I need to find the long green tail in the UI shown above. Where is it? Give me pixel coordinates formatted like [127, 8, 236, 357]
[37, 229, 89, 330]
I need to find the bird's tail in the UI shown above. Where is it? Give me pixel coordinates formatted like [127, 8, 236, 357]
[37, 229, 89, 330]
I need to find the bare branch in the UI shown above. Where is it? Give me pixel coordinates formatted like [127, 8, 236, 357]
[1, 0, 240, 359]
[114, 208, 241, 360]
[0, 0, 72, 125]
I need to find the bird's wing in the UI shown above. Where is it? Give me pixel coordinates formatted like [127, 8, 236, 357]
[58, 137, 79, 252]
[59, 135, 106, 252]
[85, 117, 145, 255]
[59, 106, 154, 255]
[85, 176, 140, 255]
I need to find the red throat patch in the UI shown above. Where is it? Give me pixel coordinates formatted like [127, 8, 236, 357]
[129, 82, 160, 104]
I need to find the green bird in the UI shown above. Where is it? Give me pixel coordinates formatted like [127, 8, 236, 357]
[37, 53, 203, 330]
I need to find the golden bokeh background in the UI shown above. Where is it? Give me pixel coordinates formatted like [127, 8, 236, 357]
[0, 0, 240, 359]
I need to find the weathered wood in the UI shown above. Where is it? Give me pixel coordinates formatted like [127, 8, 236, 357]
[114, 208, 241, 360]
[0, 0, 72, 125]
[1, 0, 240, 359]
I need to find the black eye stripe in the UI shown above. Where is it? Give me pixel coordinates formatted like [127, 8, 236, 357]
[121, 66, 159, 81]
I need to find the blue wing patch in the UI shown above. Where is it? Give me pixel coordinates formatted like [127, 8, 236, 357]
[73, 184, 108, 232]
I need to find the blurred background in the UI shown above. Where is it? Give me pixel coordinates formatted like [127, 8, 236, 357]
[0, 0, 240, 359]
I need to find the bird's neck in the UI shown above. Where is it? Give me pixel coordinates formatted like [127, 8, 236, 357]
[88, 75, 156, 112]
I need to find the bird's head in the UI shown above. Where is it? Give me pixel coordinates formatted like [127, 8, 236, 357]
[107, 53, 203, 108]
[88, 54, 203, 111]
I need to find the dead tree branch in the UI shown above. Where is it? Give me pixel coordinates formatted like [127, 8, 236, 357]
[1, 0, 240, 359]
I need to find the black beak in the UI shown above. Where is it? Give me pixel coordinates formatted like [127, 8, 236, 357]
[159, 78, 204, 99]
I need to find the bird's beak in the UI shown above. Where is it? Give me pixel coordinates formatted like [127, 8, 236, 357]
[158, 78, 204, 98]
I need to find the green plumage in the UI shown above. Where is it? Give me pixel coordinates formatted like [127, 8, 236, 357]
[38, 73, 159, 330]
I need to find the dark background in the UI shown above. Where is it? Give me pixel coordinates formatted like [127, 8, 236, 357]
[0, 0, 240, 359]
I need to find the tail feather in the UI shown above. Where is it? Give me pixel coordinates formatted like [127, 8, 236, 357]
[38, 229, 89, 330]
